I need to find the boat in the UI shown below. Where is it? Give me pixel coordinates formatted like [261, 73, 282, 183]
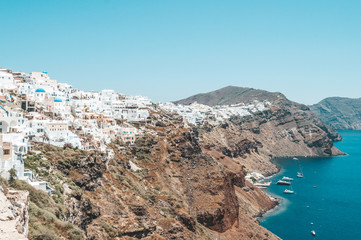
[297, 161, 304, 178]
[276, 180, 291, 185]
[284, 189, 294, 194]
[311, 230, 316, 236]
[282, 176, 294, 181]
[293, 157, 298, 160]
[284, 185, 294, 194]
[254, 181, 272, 188]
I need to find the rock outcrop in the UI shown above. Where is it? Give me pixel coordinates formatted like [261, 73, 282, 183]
[310, 97, 361, 130]
[0, 186, 29, 240]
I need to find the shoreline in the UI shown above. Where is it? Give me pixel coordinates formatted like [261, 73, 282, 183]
[254, 167, 283, 220]
[255, 152, 345, 221]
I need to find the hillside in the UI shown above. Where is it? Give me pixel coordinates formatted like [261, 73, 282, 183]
[4, 104, 342, 240]
[3, 111, 281, 240]
[174, 86, 285, 106]
[310, 97, 361, 130]
[2, 86, 344, 240]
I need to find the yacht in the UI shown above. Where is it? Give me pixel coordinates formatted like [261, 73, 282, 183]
[276, 180, 291, 185]
[284, 189, 294, 194]
[254, 181, 272, 188]
[311, 230, 316, 236]
[284, 185, 294, 194]
[282, 176, 294, 181]
[297, 161, 304, 178]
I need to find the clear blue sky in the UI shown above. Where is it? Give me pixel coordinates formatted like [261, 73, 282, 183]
[1, 0, 361, 104]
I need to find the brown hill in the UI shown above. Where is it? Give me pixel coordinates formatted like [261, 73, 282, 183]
[174, 86, 285, 106]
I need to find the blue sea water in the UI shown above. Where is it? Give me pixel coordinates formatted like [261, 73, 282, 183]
[260, 130, 361, 240]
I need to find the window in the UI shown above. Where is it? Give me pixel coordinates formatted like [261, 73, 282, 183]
[4, 149, 10, 155]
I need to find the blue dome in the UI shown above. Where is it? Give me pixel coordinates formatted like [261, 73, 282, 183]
[54, 98, 63, 102]
[35, 88, 46, 93]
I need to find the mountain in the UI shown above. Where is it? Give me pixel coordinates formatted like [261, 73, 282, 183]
[310, 97, 361, 130]
[174, 86, 285, 106]
[174, 86, 343, 165]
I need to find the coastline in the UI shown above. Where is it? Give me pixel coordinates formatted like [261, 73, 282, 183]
[255, 150, 346, 222]
[254, 164, 283, 220]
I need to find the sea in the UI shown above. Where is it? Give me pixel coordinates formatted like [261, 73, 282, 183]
[260, 130, 361, 240]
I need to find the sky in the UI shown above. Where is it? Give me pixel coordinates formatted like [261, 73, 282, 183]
[1, 0, 361, 104]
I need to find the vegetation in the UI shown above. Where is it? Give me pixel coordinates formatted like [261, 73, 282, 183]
[250, 176, 257, 183]
[2, 144, 99, 239]
[8, 168, 17, 186]
[1, 177, 85, 240]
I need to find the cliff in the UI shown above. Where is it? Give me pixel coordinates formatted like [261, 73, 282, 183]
[310, 97, 361, 130]
[2, 110, 279, 240]
[175, 86, 342, 175]
[4, 86, 344, 240]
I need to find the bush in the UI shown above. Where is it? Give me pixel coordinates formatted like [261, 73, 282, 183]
[63, 143, 73, 149]
[31, 224, 59, 240]
[9, 168, 17, 186]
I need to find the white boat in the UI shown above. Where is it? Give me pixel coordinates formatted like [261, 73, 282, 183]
[276, 180, 291, 185]
[254, 181, 272, 188]
[293, 157, 298, 160]
[311, 230, 316, 236]
[284, 189, 294, 194]
[284, 185, 294, 194]
[297, 161, 304, 178]
[282, 176, 294, 181]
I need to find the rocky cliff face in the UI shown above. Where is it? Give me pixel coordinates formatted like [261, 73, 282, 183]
[77, 111, 279, 239]
[310, 97, 361, 130]
[202, 98, 343, 176]
[0, 186, 29, 240]
[176, 86, 343, 175]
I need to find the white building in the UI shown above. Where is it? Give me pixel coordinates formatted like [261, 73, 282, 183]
[0, 71, 16, 94]
[43, 120, 82, 148]
[0, 133, 30, 180]
[0, 108, 26, 134]
[119, 126, 137, 144]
